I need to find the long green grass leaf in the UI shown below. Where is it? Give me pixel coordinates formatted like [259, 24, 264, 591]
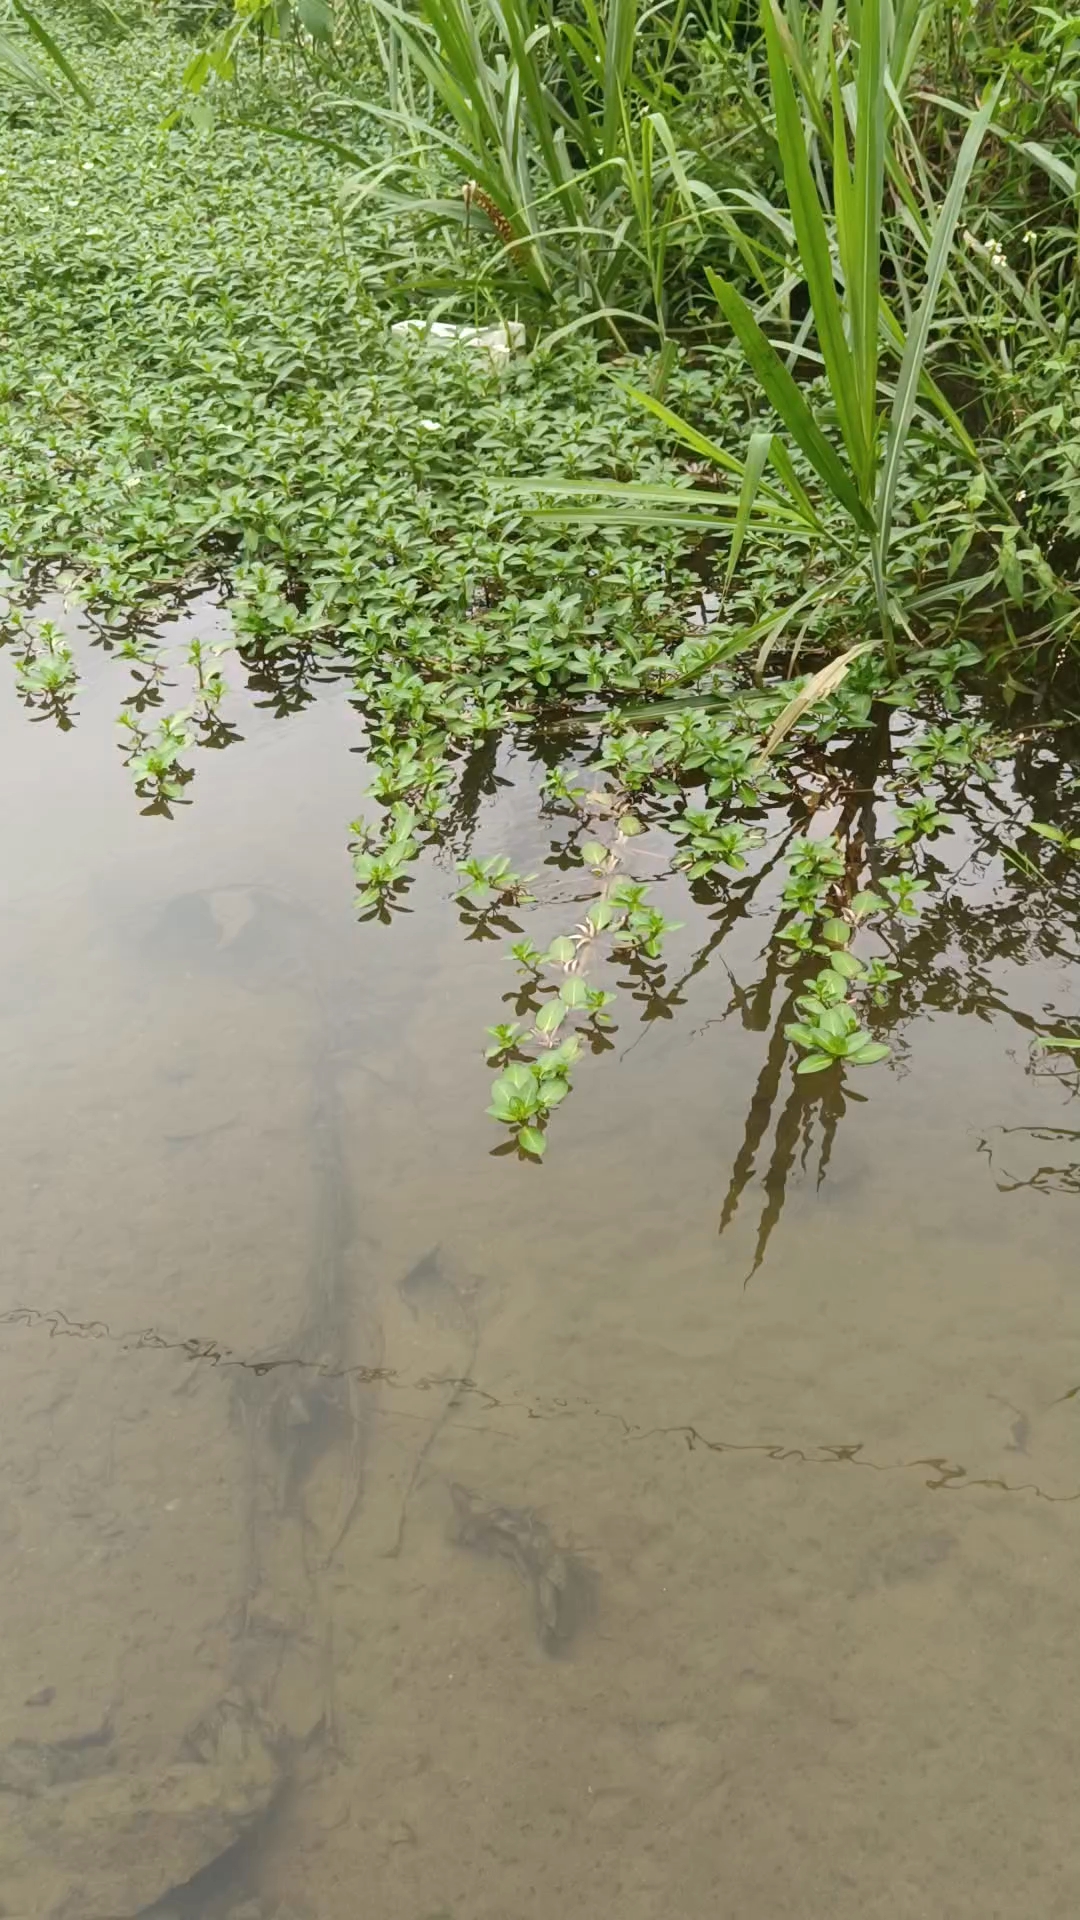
[851, 0, 884, 473]
[10, 0, 92, 102]
[766, 435, 823, 530]
[725, 427, 774, 593]
[625, 386, 757, 482]
[763, 0, 866, 485]
[708, 268, 875, 534]
[877, 81, 1001, 554]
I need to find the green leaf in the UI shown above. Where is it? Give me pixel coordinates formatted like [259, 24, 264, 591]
[535, 1002, 567, 1036]
[546, 936, 577, 965]
[296, 0, 335, 39]
[877, 79, 1002, 553]
[497, 1063, 535, 1096]
[849, 0, 886, 472]
[851, 889, 886, 917]
[517, 1126, 546, 1158]
[10, 0, 93, 103]
[581, 840, 609, 867]
[796, 1053, 834, 1074]
[830, 951, 865, 979]
[847, 1040, 891, 1065]
[818, 972, 851, 1001]
[947, 523, 975, 579]
[724, 425, 773, 594]
[708, 270, 874, 536]
[619, 814, 644, 836]
[1036, 1035, 1080, 1052]
[761, 0, 868, 488]
[625, 387, 759, 485]
[784, 1023, 820, 1048]
[559, 978, 589, 1009]
[1019, 139, 1077, 199]
[819, 1005, 852, 1038]
[821, 917, 851, 946]
[539, 1037, 581, 1072]
[538, 1076, 570, 1107]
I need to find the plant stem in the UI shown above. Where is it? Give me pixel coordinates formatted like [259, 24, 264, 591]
[870, 534, 896, 676]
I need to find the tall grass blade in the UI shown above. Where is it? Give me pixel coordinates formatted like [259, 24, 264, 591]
[877, 81, 1001, 554]
[626, 385, 764, 484]
[601, 0, 636, 163]
[724, 427, 774, 594]
[851, 0, 884, 475]
[8, 0, 92, 101]
[707, 267, 875, 534]
[762, 0, 866, 487]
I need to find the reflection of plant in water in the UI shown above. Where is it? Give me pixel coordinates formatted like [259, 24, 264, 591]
[978, 1128, 1080, 1197]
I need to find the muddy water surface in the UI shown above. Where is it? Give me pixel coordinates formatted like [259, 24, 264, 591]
[2, 613, 1080, 1918]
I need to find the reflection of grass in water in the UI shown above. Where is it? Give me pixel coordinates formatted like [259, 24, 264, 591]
[978, 1127, 1080, 1197]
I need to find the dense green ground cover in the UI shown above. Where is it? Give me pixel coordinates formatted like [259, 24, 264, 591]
[0, 34, 705, 666]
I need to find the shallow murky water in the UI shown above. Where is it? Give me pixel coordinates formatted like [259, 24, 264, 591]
[3, 607, 1080, 1918]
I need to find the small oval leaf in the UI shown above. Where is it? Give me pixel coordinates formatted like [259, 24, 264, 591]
[535, 1001, 566, 1035]
[545, 936, 577, 966]
[830, 951, 864, 979]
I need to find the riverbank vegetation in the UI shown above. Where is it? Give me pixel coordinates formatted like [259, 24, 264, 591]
[3, 0, 1080, 1157]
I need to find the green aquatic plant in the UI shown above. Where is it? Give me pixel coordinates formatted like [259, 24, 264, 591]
[12, 619, 78, 718]
[890, 796, 951, 847]
[117, 709, 194, 804]
[784, 998, 891, 1076]
[1029, 822, 1080, 856]
[903, 721, 1008, 784]
[487, 1041, 580, 1159]
[348, 802, 420, 916]
[187, 637, 229, 721]
[773, 834, 927, 1076]
[455, 855, 535, 911]
[672, 808, 763, 878]
[482, 817, 684, 1154]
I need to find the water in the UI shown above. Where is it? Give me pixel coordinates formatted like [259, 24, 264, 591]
[3, 607, 1080, 1918]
